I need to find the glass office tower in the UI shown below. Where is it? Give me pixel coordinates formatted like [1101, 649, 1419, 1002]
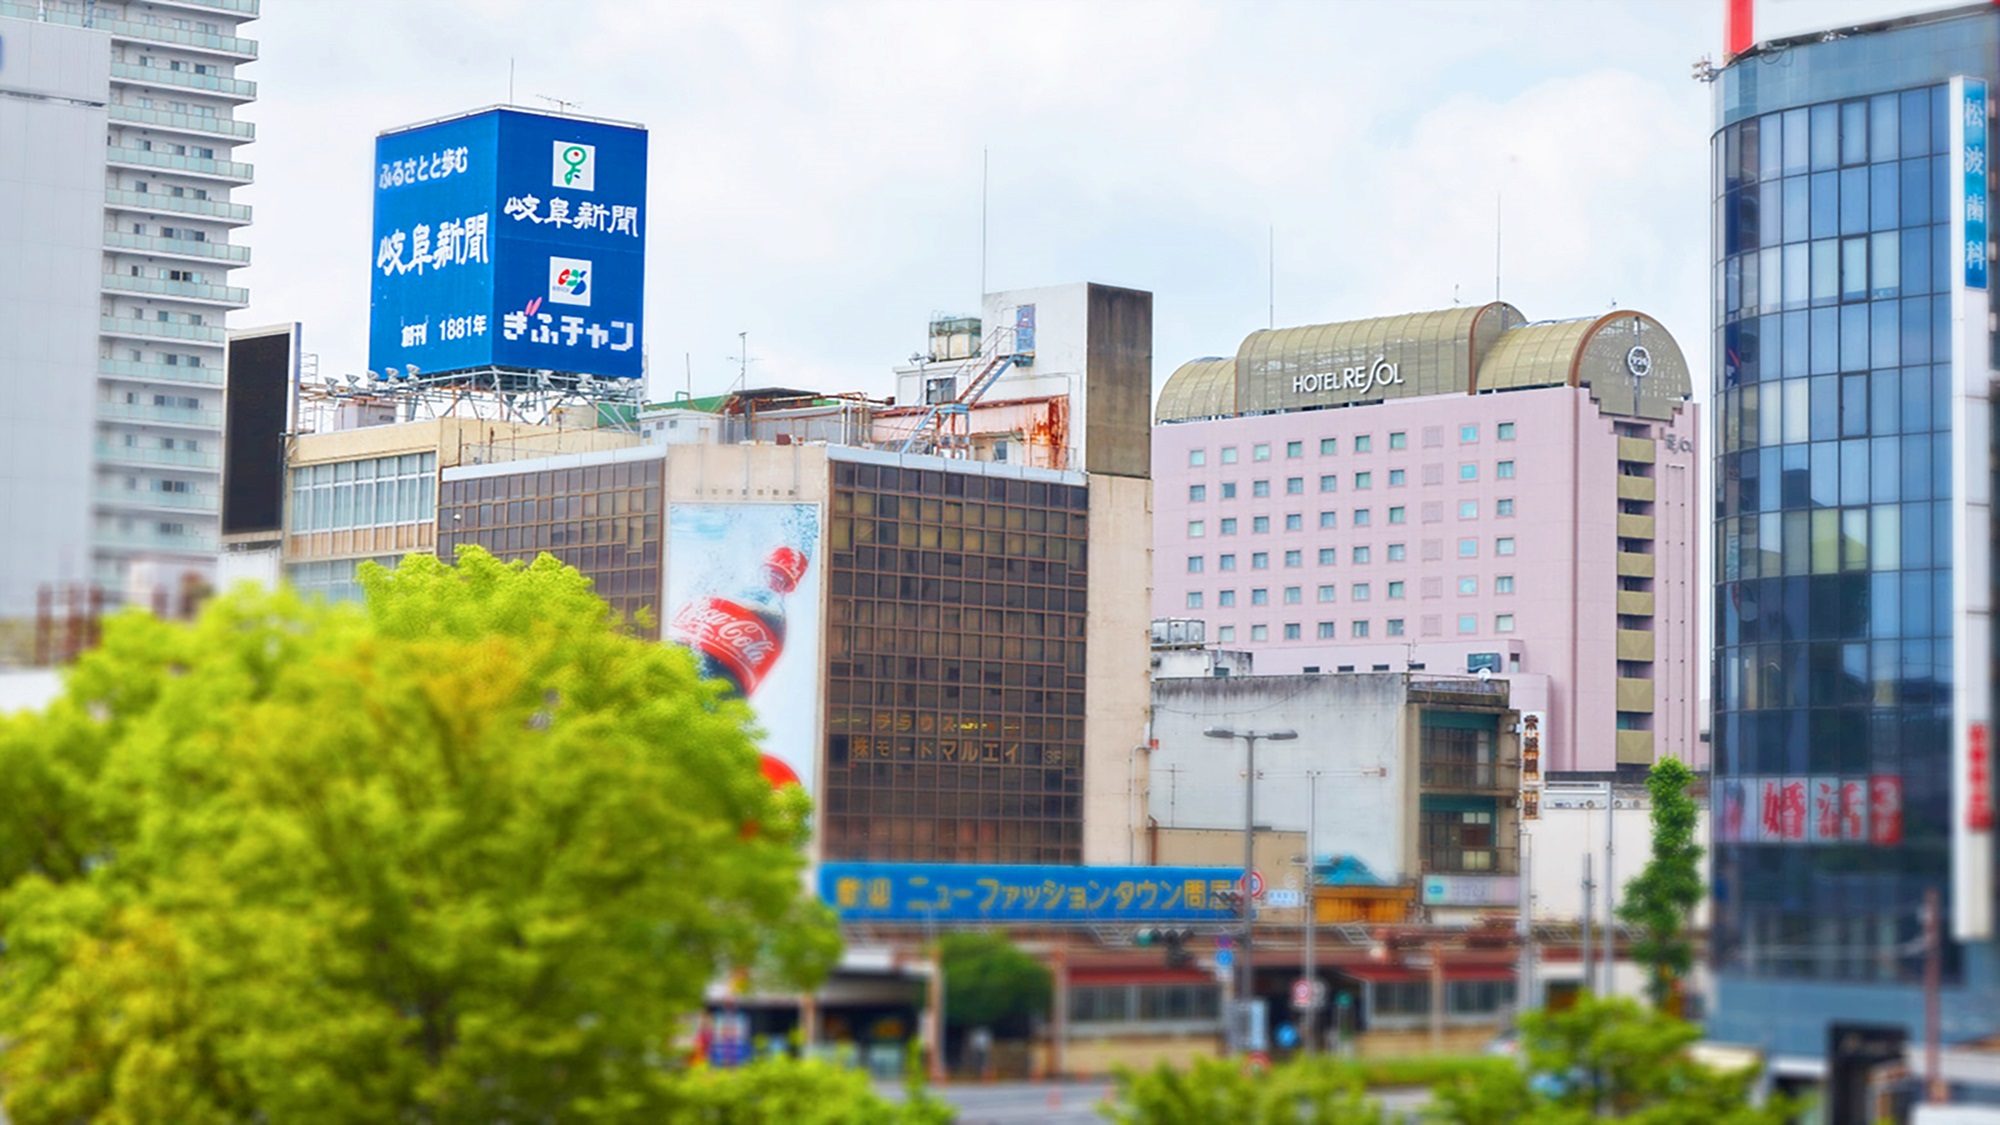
[1710, 4, 2000, 1058]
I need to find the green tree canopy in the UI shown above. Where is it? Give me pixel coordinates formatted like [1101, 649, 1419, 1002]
[1616, 757, 1704, 1011]
[937, 932, 1050, 1035]
[0, 548, 840, 1124]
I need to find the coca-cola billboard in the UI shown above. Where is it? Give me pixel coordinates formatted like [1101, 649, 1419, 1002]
[666, 504, 824, 799]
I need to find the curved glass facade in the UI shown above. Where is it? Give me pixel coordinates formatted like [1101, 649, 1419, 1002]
[1711, 84, 1960, 984]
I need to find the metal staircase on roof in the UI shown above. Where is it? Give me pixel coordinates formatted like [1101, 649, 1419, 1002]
[897, 325, 1023, 457]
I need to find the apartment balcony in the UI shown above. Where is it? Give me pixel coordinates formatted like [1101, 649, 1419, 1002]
[1615, 550, 1655, 579]
[96, 487, 221, 513]
[94, 441, 221, 471]
[110, 103, 257, 142]
[110, 62, 257, 101]
[0, 3, 257, 58]
[97, 400, 223, 429]
[1616, 474, 1656, 502]
[1615, 730, 1655, 765]
[124, 0, 260, 23]
[1616, 628, 1656, 663]
[1616, 512, 1656, 540]
[1616, 436, 1657, 465]
[104, 189, 253, 225]
[1616, 589, 1655, 616]
[1616, 677, 1656, 713]
[106, 145, 253, 185]
[103, 229, 251, 266]
[93, 527, 220, 556]
[101, 315, 226, 344]
[103, 272, 249, 307]
[98, 359, 224, 386]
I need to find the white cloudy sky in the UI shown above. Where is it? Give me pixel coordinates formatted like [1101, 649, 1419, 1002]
[232, 0, 1948, 405]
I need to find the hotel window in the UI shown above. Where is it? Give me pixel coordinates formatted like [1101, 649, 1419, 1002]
[1251, 624, 1269, 641]
[1220, 553, 1237, 571]
[1218, 626, 1236, 642]
[1497, 460, 1516, 479]
[1253, 479, 1271, 498]
[1284, 623, 1302, 640]
[1458, 614, 1478, 634]
[1387, 618, 1406, 636]
[1459, 576, 1478, 595]
[1187, 555, 1204, 573]
[1285, 514, 1303, 531]
[1189, 520, 1206, 537]
[1497, 422, 1515, 441]
[1353, 546, 1371, 564]
[1496, 498, 1515, 517]
[1286, 477, 1304, 495]
[1460, 424, 1478, 444]
[1458, 538, 1477, 558]
[1352, 620, 1370, 638]
[1389, 469, 1406, 486]
[1252, 552, 1269, 569]
[1317, 585, 1336, 603]
[1189, 484, 1206, 502]
[1320, 474, 1338, 492]
[1353, 509, 1372, 527]
[1251, 588, 1269, 606]
[1318, 622, 1337, 639]
[1353, 583, 1371, 601]
[1389, 431, 1408, 450]
[1495, 575, 1515, 594]
[1496, 537, 1516, 556]
[1252, 516, 1270, 534]
[1286, 441, 1303, 459]
[1387, 543, 1407, 561]
[1284, 550, 1302, 567]
[1253, 443, 1271, 462]
[1320, 511, 1337, 529]
[1459, 500, 1478, 519]
[1220, 590, 1237, 607]
[1354, 434, 1373, 453]
[1220, 518, 1237, 535]
[1389, 506, 1407, 524]
[1320, 438, 1337, 455]
[1318, 549, 1337, 566]
[1459, 463, 1478, 482]
[1388, 580, 1405, 599]
[1221, 446, 1238, 464]
[1186, 591, 1204, 609]
[1354, 471, 1373, 490]
[1222, 482, 1238, 499]
[1284, 586, 1302, 605]
[1190, 448, 1207, 466]
[1496, 614, 1515, 633]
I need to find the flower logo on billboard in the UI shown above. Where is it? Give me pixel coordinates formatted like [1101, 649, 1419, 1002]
[553, 141, 595, 192]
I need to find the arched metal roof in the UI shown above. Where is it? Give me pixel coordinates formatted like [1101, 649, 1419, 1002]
[1155, 357, 1237, 422]
[1477, 318, 1597, 391]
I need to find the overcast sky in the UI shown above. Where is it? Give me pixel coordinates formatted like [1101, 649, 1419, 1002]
[232, 0, 1949, 405]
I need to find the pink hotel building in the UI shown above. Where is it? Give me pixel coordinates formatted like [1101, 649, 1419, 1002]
[1152, 303, 1703, 774]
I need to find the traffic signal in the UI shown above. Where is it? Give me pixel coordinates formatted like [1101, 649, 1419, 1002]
[1135, 927, 1195, 967]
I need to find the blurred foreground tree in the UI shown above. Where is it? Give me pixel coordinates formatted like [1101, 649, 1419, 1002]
[1428, 995, 1791, 1125]
[1616, 757, 1704, 1011]
[0, 548, 840, 1124]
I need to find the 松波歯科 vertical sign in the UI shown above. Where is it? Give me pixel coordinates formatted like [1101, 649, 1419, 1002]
[368, 107, 648, 381]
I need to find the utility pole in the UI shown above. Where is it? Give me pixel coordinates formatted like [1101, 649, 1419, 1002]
[1604, 788, 1616, 996]
[1204, 726, 1297, 1054]
[1926, 887, 1944, 1103]
[1302, 769, 1319, 1055]
[1581, 856, 1595, 995]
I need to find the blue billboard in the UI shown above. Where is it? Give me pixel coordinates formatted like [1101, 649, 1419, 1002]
[369, 108, 647, 380]
[819, 862, 1244, 925]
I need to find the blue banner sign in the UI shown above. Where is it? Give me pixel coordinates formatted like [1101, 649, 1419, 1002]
[820, 862, 1243, 924]
[1963, 79, 1988, 291]
[369, 107, 648, 380]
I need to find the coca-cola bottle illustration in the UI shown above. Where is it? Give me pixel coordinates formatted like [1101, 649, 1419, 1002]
[668, 545, 809, 697]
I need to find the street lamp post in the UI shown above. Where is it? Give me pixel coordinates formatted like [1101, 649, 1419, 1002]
[1205, 725, 1297, 1054]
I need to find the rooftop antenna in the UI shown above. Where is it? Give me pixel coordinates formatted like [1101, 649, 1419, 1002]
[508, 57, 515, 105]
[685, 352, 693, 401]
[1494, 193, 1502, 302]
[534, 94, 581, 116]
[980, 146, 989, 299]
[1268, 224, 1275, 328]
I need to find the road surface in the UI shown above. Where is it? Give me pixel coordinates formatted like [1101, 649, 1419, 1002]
[886, 1079, 1432, 1123]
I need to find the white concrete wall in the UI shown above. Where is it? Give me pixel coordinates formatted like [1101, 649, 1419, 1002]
[1148, 673, 1413, 881]
[1525, 785, 1712, 929]
[0, 17, 109, 618]
[1084, 471, 1155, 865]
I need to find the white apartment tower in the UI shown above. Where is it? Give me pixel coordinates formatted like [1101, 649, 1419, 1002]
[0, 0, 256, 628]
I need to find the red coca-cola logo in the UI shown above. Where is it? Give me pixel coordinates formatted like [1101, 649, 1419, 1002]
[670, 598, 781, 693]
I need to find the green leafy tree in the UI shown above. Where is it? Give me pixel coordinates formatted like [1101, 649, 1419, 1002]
[1107, 1055, 1381, 1125]
[1427, 995, 1790, 1125]
[1616, 757, 1704, 1011]
[937, 932, 1051, 1036]
[0, 548, 841, 1124]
